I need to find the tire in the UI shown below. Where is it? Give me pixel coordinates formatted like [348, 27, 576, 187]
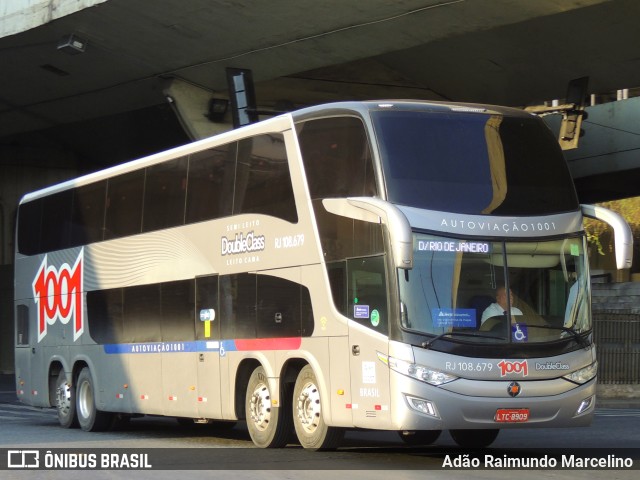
[245, 366, 291, 448]
[398, 429, 442, 445]
[76, 367, 112, 432]
[292, 365, 344, 450]
[55, 370, 78, 428]
[450, 429, 500, 448]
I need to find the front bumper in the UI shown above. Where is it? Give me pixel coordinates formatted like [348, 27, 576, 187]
[390, 372, 596, 431]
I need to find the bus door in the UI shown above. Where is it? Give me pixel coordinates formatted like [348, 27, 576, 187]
[347, 256, 391, 428]
[15, 303, 47, 407]
[195, 275, 223, 419]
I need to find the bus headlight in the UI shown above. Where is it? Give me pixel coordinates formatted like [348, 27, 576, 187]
[576, 395, 595, 416]
[405, 395, 439, 418]
[389, 357, 458, 386]
[563, 362, 598, 385]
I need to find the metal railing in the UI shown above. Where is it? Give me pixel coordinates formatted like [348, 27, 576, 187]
[593, 312, 640, 384]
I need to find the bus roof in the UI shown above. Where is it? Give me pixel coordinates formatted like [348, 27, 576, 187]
[290, 99, 534, 122]
[19, 100, 534, 204]
[18, 113, 294, 204]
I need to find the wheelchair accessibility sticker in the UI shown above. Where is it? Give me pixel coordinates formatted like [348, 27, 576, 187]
[512, 323, 528, 342]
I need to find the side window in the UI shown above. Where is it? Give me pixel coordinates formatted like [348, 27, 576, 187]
[220, 274, 256, 339]
[300, 286, 314, 337]
[297, 116, 377, 199]
[71, 181, 106, 246]
[87, 288, 124, 344]
[123, 284, 161, 343]
[347, 256, 388, 334]
[105, 170, 144, 239]
[143, 157, 188, 232]
[18, 182, 107, 255]
[186, 144, 236, 223]
[234, 134, 297, 223]
[40, 190, 73, 252]
[160, 280, 195, 341]
[88, 280, 196, 344]
[213, 274, 314, 340]
[17, 199, 42, 255]
[326, 261, 347, 316]
[257, 275, 305, 338]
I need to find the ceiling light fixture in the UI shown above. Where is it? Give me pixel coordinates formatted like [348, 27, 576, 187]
[57, 34, 87, 55]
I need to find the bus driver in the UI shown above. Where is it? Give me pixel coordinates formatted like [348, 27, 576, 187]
[481, 286, 523, 325]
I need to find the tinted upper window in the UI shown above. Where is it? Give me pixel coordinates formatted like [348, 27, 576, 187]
[297, 116, 377, 199]
[40, 190, 72, 252]
[105, 170, 144, 239]
[143, 157, 188, 232]
[372, 110, 578, 215]
[17, 131, 297, 256]
[234, 134, 298, 223]
[71, 181, 106, 246]
[17, 199, 42, 256]
[186, 144, 236, 223]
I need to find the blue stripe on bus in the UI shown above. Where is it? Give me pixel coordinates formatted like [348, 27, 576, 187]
[103, 338, 300, 355]
[104, 337, 302, 355]
[104, 340, 221, 355]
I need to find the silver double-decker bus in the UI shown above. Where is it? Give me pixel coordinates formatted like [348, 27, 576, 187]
[14, 100, 632, 449]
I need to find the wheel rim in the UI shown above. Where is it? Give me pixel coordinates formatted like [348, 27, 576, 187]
[77, 379, 93, 420]
[56, 379, 72, 417]
[248, 382, 271, 431]
[296, 380, 321, 435]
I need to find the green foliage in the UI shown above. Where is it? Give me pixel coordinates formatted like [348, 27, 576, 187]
[584, 197, 640, 256]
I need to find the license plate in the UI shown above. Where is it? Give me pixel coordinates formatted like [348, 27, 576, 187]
[495, 408, 530, 423]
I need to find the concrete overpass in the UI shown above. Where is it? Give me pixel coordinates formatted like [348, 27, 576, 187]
[1, 0, 640, 373]
[548, 96, 640, 203]
[2, 1, 640, 194]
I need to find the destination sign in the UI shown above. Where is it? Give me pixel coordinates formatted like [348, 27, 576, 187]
[417, 240, 490, 253]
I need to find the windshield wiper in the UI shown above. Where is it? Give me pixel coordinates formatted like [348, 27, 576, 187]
[525, 324, 589, 348]
[422, 331, 507, 349]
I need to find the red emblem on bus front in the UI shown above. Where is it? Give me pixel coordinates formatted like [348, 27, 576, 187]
[32, 249, 84, 342]
[497, 359, 528, 377]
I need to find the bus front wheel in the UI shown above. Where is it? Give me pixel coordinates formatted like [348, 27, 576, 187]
[292, 365, 344, 450]
[76, 367, 112, 432]
[245, 366, 291, 448]
[55, 370, 78, 428]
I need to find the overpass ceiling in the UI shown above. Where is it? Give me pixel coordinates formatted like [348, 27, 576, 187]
[1, 0, 640, 139]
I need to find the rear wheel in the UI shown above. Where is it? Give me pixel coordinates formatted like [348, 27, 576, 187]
[76, 367, 112, 432]
[292, 365, 344, 450]
[245, 366, 291, 448]
[55, 371, 77, 428]
[397, 429, 442, 445]
[450, 428, 499, 448]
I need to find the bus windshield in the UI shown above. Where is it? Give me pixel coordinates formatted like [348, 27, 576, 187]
[372, 110, 579, 216]
[398, 233, 590, 344]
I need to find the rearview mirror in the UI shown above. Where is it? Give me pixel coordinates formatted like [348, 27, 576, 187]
[581, 204, 633, 270]
[322, 197, 413, 269]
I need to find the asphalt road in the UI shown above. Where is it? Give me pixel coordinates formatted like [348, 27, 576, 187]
[1, 374, 639, 479]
